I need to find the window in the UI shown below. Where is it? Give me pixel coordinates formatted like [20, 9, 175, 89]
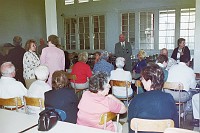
[93, 15, 105, 50]
[64, 15, 105, 50]
[159, 10, 175, 49]
[65, 0, 100, 5]
[121, 13, 135, 49]
[180, 8, 195, 50]
[65, 0, 74, 5]
[140, 12, 154, 49]
[78, 0, 89, 3]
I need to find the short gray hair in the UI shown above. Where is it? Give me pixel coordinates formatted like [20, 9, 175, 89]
[34, 65, 49, 81]
[0, 62, 15, 77]
[101, 51, 109, 60]
[116, 57, 125, 68]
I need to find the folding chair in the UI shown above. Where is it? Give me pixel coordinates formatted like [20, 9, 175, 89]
[163, 82, 185, 127]
[0, 97, 23, 112]
[164, 127, 198, 133]
[130, 118, 174, 133]
[110, 80, 132, 106]
[99, 112, 120, 132]
[23, 96, 44, 114]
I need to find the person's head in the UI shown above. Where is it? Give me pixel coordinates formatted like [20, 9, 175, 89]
[116, 57, 125, 68]
[48, 35, 59, 47]
[140, 64, 164, 91]
[177, 38, 185, 49]
[13, 36, 22, 46]
[24, 39, 37, 52]
[40, 38, 45, 45]
[52, 70, 68, 90]
[78, 52, 88, 62]
[137, 49, 146, 60]
[157, 54, 168, 68]
[34, 65, 49, 81]
[180, 55, 190, 66]
[89, 72, 110, 95]
[95, 51, 101, 61]
[160, 48, 168, 57]
[100, 51, 109, 60]
[119, 34, 125, 42]
[0, 62, 15, 77]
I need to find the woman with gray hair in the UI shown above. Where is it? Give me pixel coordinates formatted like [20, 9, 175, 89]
[27, 65, 51, 115]
[93, 51, 114, 76]
[110, 57, 133, 98]
[70, 52, 92, 89]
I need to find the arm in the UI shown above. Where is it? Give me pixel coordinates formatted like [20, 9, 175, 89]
[171, 48, 177, 60]
[107, 94, 127, 114]
[61, 51, 65, 70]
[40, 49, 46, 65]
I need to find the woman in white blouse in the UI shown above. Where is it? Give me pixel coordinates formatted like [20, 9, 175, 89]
[23, 39, 40, 88]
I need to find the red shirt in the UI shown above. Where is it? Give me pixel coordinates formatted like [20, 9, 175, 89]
[71, 62, 92, 83]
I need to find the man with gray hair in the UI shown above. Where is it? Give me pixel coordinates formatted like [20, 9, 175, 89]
[7, 36, 26, 85]
[93, 51, 114, 76]
[0, 62, 27, 101]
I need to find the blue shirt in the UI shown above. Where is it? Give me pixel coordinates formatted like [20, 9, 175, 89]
[128, 90, 179, 133]
[93, 59, 114, 75]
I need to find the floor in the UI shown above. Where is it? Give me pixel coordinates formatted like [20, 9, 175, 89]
[120, 112, 200, 133]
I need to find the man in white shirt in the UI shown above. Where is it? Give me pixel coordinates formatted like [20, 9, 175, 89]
[0, 62, 27, 106]
[165, 56, 197, 117]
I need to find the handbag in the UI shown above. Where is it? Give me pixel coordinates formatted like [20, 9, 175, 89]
[38, 108, 61, 131]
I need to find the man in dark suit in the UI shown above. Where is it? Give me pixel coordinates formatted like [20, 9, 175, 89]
[114, 34, 132, 72]
[7, 36, 26, 85]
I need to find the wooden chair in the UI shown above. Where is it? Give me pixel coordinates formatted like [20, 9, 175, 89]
[0, 97, 23, 112]
[99, 112, 119, 132]
[130, 118, 174, 133]
[163, 82, 185, 127]
[135, 80, 142, 94]
[110, 80, 132, 106]
[164, 128, 198, 133]
[66, 73, 87, 94]
[23, 96, 44, 114]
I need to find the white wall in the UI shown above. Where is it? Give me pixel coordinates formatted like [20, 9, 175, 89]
[0, 0, 46, 46]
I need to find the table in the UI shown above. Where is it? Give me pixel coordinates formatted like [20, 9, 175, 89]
[0, 109, 113, 133]
[0, 109, 38, 133]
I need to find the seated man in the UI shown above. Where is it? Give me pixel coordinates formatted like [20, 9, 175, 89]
[93, 51, 114, 76]
[165, 56, 197, 117]
[156, 54, 168, 82]
[160, 48, 176, 70]
[0, 62, 27, 108]
[191, 93, 200, 127]
[27, 65, 52, 115]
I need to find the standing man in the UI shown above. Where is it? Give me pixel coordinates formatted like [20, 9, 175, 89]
[37, 38, 47, 56]
[114, 34, 132, 72]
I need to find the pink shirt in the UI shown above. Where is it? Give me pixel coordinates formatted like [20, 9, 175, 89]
[77, 91, 122, 132]
[71, 62, 92, 83]
[40, 45, 65, 86]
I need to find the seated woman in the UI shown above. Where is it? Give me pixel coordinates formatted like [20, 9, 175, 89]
[132, 49, 147, 79]
[70, 52, 92, 89]
[128, 64, 178, 133]
[27, 65, 51, 115]
[44, 70, 78, 123]
[156, 54, 168, 82]
[77, 72, 127, 132]
[94, 51, 101, 64]
[110, 57, 133, 98]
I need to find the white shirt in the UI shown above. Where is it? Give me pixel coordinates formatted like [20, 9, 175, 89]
[166, 57, 177, 70]
[0, 77, 27, 100]
[27, 80, 51, 115]
[167, 62, 196, 91]
[23, 51, 40, 79]
[110, 68, 133, 98]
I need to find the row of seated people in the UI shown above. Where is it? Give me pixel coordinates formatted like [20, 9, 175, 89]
[0, 61, 181, 132]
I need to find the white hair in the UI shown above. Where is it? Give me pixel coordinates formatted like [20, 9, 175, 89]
[0, 62, 15, 77]
[116, 57, 125, 68]
[34, 65, 49, 81]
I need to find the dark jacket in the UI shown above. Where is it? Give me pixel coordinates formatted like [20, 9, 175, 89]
[128, 90, 179, 133]
[171, 46, 190, 61]
[133, 59, 147, 74]
[45, 87, 79, 124]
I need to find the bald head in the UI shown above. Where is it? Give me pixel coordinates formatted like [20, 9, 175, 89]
[160, 48, 168, 57]
[119, 34, 125, 42]
[0, 62, 15, 77]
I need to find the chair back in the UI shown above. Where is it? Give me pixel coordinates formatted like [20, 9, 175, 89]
[130, 118, 174, 133]
[99, 112, 119, 131]
[164, 128, 198, 133]
[135, 80, 142, 94]
[23, 96, 44, 114]
[0, 97, 23, 112]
